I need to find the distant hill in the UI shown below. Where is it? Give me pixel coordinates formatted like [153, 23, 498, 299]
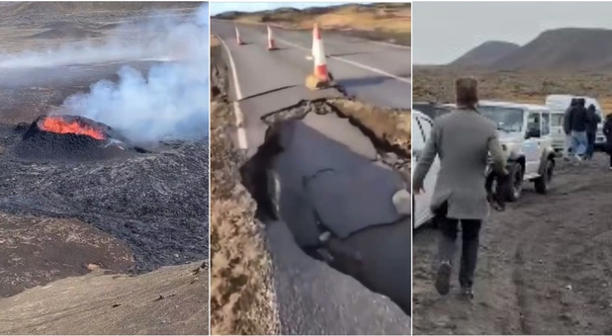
[451, 41, 519, 67]
[213, 3, 410, 20]
[492, 28, 612, 70]
[451, 28, 612, 71]
[212, 3, 411, 45]
[0, 2, 198, 19]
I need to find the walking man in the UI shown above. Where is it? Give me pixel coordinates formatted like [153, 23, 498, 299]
[413, 78, 507, 299]
[569, 98, 589, 160]
[586, 104, 601, 160]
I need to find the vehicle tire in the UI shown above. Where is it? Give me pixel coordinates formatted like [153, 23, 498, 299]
[503, 162, 523, 202]
[534, 158, 554, 194]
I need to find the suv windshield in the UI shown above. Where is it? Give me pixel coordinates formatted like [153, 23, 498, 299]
[478, 106, 524, 133]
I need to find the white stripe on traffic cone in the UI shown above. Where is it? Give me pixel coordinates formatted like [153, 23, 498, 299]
[235, 26, 243, 45]
[312, 23, 319, 58]
[312, 23, 328, 82]
[267, 25, 277, 50]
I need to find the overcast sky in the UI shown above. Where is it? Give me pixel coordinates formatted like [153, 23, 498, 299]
[210, 2, 368, 15]
[414, 2, 612, 65]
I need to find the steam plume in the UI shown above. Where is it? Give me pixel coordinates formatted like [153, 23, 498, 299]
[0, 3, 209, 143]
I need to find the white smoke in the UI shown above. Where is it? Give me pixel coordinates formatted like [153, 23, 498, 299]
[61, 61, 208, 143]
[0, 5, 209, 68]
[0, 3, 209, 143]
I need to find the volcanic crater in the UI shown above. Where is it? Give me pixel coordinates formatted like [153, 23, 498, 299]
[15, 114, 135, 161]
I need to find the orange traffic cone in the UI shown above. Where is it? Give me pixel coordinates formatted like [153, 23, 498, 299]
[235, 26, 244, 45]
[306, 23, 331, 90]
[312, 23, 329, 82]
[267, 25, 277, 51]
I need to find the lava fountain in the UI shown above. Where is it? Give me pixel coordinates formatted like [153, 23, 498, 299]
[39, 116, 106, 140]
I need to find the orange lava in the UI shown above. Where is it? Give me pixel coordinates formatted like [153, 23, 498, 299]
[40, 117, 105, 140]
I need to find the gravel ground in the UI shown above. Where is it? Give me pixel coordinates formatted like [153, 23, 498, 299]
[413, 153, 612, 335]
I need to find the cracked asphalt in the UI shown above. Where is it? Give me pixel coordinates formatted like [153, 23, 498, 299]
[212, 19, 411, 334]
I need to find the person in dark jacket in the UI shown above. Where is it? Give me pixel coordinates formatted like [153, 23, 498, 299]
[413, 77, 507, 299]
[585, 104, 601, 160]
[568, 98, 589, 160]
[603, 112, 612, 169]
[563, 98, 578, 160]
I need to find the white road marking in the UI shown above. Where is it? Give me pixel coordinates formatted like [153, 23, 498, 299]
[217, 34, 243, 100]
[234, 101, 248, 150]
[216, 34, 248, 149]
[275, 36, 411, 84]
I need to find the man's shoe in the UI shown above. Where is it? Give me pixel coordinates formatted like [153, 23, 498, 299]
[435, 261, 452, 295]
[461, 286, 474, 300]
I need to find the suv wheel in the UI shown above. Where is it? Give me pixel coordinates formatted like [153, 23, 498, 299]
[534, 158, 554, 194]
[503, 162, 523, 202]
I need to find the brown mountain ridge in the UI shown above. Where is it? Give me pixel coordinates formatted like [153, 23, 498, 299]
[451, 27, 612, 71]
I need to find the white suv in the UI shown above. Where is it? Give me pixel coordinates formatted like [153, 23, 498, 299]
[479, 101, 556, 201]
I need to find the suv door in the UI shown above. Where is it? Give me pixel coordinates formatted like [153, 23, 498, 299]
[523, 111, 542, 176]
[550, 112, 565, 151]
[540, 111, 553, 149]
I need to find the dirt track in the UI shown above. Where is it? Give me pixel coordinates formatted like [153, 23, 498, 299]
[413, 153, 612, 335]
[0, 261, 207, 335]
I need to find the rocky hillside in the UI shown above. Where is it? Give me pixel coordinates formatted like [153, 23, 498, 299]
[451, 41, 519, 68]
[451, 28, 612, 71]
[493, 28, 612, 70]
[214, 3, 411, 45]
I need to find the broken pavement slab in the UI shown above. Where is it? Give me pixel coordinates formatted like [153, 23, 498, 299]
[301, 112, 378, 160]
[266, 219, 411, 334]
[305, 164, 405, 238]
[257, 109, 411, 318]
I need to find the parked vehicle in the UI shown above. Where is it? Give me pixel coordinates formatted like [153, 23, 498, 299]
[412, 110, 439, 228]
[479, 101, 556, 201]
[545, 95, 605, 151]
[412, 101, 452, 121]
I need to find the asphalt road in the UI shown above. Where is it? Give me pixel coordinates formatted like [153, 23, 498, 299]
[212, 19, 411, 334]
[212, 19, 411, 109]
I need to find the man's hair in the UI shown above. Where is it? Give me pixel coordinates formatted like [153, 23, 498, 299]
[578, 98, 586, 107]
[455, 77, 478, 109]
[570, 98, 578, 106]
